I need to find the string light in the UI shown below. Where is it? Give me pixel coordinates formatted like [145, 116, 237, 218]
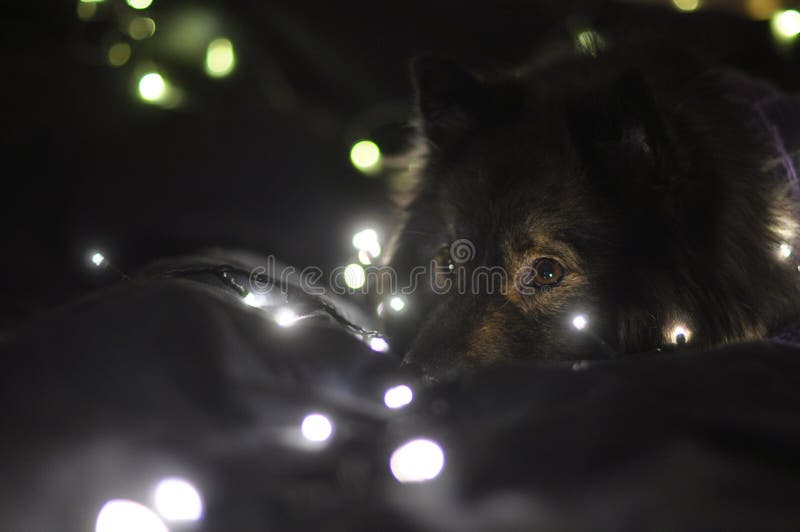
[384, 385, 413, 409]
[127, 0, 154, 9]
[153, 478, 203, 522]
[129, 17, 156, 40]
[77, 1, 97, 21]
[274, 308, 300, 327]
[772, 9, 800, 41]
[350, 140, 382, 174]
[672, 0, 700, 12]
[242, 292, 263, 307]
[670, 324, 691, 345]
[389, 439, 445, 483]
[301, 413, 333, 442]
[108, 43, 132, 67]
[352, 228, 381, 258]
[344, 263, 366, 289]
[369, 336, 390, 352]
[389, 296, 406, 312]
[95, 499, 168, 532]
[572, 314, 588, 330]
[779, 242, 792, 258]
[205, 38, 236, 78]
[138, 72, 166, 102]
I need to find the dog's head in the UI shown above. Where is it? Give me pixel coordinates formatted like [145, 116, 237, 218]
[384, 51, 800, 377]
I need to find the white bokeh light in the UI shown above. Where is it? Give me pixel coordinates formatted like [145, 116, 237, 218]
[779, 242, 792, 259]
[153, 477, 203, 522]
[275, 308, 300, 327]
[389, 296, 406, 312]
[384, 385, 413, 409]
[369, 336, 390, 353]
[352, 228, 381, 257]
[91, 252, 105, 267]
[344, 263, 366, 289]
[301, 413, 333, 442]
[95, 499, 168, 532]
[390, 439, 445, 483]
[572, 315, 588, 330]
[772, 10, 800, 40]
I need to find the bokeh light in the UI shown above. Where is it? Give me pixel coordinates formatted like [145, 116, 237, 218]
[138, 72, 166, 102]
[369, 336, 390, 353]
[780, 242, 793, 258]
[384, 385, 413, 409]
[672, 0, 700, 12]
[572, 314, 588, 330]
[95, 499, 168, 532]
[389, 439, 445, 483]
[153, 477, 203, 522]
[205, 37, 236, 78]
[352, 228, 381, 258]
[127, 0, 154, 9]
[344, 263, 366, 289]
[91, 252, 105, 267]
[772, 9, 800, 40]
[350, 140, 381, 174]
[275, 308, 300, 327]
[108, 43, 132, 67]
[129, 17, 156, 40]
[389, 296, 406, 312]
[77, 1, 97, 20]
[301, 413, 333, 442]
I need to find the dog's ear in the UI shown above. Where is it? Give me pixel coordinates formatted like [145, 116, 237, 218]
[572, 68, 681, 216]
[411, 56, 487, 149]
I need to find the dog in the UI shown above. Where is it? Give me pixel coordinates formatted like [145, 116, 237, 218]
[382, 38, 800, 377]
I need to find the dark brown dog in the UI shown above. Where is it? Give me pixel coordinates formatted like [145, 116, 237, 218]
[384, 42, 800, 377]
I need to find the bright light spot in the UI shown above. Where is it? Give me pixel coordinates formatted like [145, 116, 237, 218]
[672, 0, 700, 11]
[242, 293, 262, 307]
[358, 250, 372, 265]
[153, 478, 203, 522]
[772, 10, 800, 40]
[389, 439, 445, 483]
[376, 302, 385, 316]
[352, 228, 377, 249]
[127, 0, 153, 9]
[670, 324, 691, 344]
[77, 1, 97, 20]
[352, 228, 380, 258]
[205, 37, 236, 78]
[95, 499, 168, 532]
[350, 140, 382, 173]
[301, 413, 333, 442]
[138, 72, 166, 102]
[572, 315, 588, 330]
[108, 42, 132, 67]
[779, 242, 792, 258]
[344, 263, 366, 289]
[91, 252, 105, 267]
[275, 308, 299, 327]
[129, 17, 156, 40]
[389, 296, 406, 312]
[384, 385, 413, 409]
[369, 336, 390, 352]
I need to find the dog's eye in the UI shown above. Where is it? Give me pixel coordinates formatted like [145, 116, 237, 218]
[524, 258, 565, 287]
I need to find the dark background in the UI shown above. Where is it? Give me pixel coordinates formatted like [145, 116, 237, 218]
[3, 0, 799, 332]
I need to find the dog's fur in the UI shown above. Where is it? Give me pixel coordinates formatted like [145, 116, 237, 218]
[384, 41, 800, 377]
